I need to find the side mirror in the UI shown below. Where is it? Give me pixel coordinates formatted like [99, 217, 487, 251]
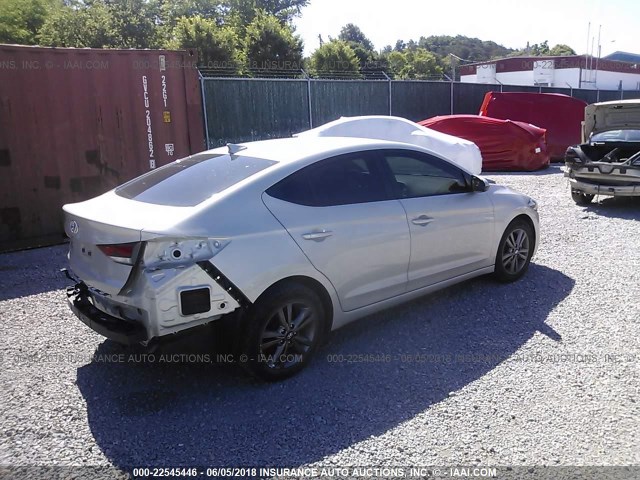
[471, 175, 488, 192]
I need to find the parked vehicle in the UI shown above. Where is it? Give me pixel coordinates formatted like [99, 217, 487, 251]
[565, 100, 640, 204]
[419, 115, 550, 171]
[295, 115, 483, 175]
[63, 117, 539, 380]
[479, 92, 587, 161]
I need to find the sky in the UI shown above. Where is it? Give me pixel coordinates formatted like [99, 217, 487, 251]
[293, 0, 639, 59]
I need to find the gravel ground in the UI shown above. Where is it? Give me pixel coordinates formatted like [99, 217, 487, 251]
[1, 165, 639, 476]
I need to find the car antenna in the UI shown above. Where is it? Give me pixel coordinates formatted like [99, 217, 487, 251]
[227, 143, 247, 156]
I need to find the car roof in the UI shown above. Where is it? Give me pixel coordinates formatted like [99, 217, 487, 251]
[202, 136, 426, 164]
[591, 99, 640, 107]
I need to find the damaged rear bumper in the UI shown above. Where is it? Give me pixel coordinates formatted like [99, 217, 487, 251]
[565, 164, 640, 197]
[64, 270, 147, 345]
[567, 177, 640, 197]
[66, 284, 148, 345]
[62, 261, 244, 344]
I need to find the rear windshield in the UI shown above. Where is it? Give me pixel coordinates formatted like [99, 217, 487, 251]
[591, 130, 640, 142]
[115, 153, 277, 206]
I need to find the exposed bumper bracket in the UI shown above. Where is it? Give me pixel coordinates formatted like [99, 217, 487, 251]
[64, 271, 147, 345]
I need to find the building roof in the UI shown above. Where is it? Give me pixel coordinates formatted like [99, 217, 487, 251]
[459, 55, 640, 76]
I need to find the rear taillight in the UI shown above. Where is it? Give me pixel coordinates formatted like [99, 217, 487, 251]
[97, 242, 140, 265]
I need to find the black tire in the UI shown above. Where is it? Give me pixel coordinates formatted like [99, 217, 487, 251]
[571, 190, 595, 205]
[240, 282, 326, 381]
[494, 219, 535, 283]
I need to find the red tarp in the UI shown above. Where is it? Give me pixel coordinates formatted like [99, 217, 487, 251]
[419, 115, 550, 171]
[479, 92, 587, 160]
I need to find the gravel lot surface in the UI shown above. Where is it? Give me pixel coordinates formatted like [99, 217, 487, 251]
[1, 165, 639, 475]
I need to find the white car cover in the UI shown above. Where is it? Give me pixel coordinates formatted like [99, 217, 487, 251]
[295, 115, 482, 175]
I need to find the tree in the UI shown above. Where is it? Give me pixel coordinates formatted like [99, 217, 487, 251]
[168, 15, 242, 71]
[394, 39, 405, 52]
[0, 0, 56, 45]
[405, 48, 443, 79]
[383, 48, 442, 80]
[222, 0, 309, 27]
[510, 40, 577, 57]
[384, 50, 406, 77]
[159, 0, 224, 29]
[417, 35, 513, 61]
[308, 40, 360, 77]
[337, 23, 376, 69]
[39, 1, 116, 48]
[549, 44, 576, 56]
[244, 11, 303, 70]
[338, 23, 374, 51]
[39, 0, 161, 48]
[529, 40, 550, 56]
[106, 0, 162, 48]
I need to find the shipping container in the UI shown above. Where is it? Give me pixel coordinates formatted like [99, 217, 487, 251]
[0, 45, 205, 251]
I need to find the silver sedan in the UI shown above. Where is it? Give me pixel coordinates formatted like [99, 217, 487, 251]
[63, 125, 539, 380]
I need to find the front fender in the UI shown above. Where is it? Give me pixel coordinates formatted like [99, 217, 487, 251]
[488, 185, 540, 258]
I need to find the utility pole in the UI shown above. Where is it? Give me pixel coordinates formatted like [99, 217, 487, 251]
[584, 22, 590, 86]
[595, 25, 602, 87]
[448, 54, 460, 115]
[448, 53, 463, 81]
[450, 54, 456, 82]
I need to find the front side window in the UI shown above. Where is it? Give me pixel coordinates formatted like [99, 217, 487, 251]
[116, 153, 277, 206]
[383, 150, 469, 198]
[267, 151, 389, 207]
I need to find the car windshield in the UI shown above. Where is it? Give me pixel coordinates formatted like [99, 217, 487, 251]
[591, 129, 640, 142]
[115, 153, 277, 206]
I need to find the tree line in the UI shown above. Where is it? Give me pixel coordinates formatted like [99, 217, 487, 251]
[0, 0, 577, 78]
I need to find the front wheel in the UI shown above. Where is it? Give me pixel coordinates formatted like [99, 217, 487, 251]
[240, 283, 326, 381]
[494, 219, 535, 283]
[571, 190, 595, 205]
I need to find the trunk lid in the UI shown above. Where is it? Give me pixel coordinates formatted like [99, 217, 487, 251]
[63, 191, 191, 295]
[584, 100, 640, 138]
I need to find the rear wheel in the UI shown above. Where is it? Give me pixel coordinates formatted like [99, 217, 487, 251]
[571, 190, 595, 205]
[240, 283, 326, 381]
[494, 219, 534, 283]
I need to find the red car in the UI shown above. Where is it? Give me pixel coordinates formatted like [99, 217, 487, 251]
[479, 92, 587, 161]
[420, 115, 550, 171]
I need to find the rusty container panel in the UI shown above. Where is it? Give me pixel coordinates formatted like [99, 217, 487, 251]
[0, 45, 205, 251]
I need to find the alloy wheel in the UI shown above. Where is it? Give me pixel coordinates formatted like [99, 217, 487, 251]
[259, 301, 318, 370]
[501, 228, 530, 275]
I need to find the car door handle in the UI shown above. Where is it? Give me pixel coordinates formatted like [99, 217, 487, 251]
[411, 215, 434, 226]
[302, 230, 333, 241]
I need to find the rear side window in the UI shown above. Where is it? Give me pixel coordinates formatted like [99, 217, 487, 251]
[116, 153, 277, 206]
[267, 151, 389, 207]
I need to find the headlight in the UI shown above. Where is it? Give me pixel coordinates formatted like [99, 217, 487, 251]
[527, 198, 538, 211]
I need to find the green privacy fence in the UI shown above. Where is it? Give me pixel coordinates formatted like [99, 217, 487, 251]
[310, 80, 390, 126]
[200, 78, 310, 147]
[391, 81, 451, 121]
[200, 75, 635, 148]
